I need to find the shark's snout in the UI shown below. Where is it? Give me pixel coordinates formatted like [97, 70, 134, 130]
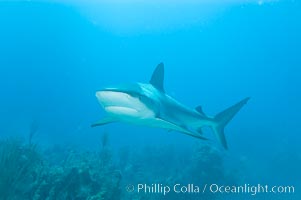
[95, 90, 143, 110]
[95, 91, 111, 102]
[95, 91, 104, 100]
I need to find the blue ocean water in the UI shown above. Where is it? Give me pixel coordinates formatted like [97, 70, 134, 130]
[0, 0, 300, 199]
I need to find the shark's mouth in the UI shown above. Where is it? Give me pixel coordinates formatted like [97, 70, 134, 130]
[96, 90, 155, 118]
[96, 91, 134, 107]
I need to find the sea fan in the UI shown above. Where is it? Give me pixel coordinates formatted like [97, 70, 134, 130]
[0, 138, 41, 200]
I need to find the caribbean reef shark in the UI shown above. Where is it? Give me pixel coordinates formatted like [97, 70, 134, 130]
[92, 63, 249, 149]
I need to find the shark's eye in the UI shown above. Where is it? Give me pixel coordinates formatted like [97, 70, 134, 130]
[135, 94, 145, 101]
[129, 92, 143, 100]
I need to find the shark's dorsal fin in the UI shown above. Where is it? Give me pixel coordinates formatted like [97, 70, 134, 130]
[150, 62, 165, 93]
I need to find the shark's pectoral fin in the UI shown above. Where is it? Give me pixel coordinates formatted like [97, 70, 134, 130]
[91, 116, 116, 127]
[154, 118, 208, 140]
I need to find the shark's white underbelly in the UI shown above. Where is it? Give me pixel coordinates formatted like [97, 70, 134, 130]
[105, 106, 155, 122]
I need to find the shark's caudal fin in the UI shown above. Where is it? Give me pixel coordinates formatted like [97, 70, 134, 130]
[212, 97, 250, 149]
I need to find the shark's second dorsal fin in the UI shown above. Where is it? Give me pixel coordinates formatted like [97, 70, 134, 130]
[195, 106, 206, 116]
[150, 62, 165, 93]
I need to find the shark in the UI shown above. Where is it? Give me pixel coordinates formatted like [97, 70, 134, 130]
[92, 63, 249, 149]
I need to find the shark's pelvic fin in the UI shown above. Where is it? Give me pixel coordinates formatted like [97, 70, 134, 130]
[150, 62, 165, 93]
[155, 118, 208, 140]
[212, 97, 250, 149]
[91, 116, 116, 127]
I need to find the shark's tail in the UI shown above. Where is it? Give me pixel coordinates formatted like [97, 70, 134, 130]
[212, 97, 250, 149]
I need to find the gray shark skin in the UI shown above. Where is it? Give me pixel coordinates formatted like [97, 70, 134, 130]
[92, 63, 249, 149]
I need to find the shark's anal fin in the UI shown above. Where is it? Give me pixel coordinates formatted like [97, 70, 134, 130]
[91, 116, 116, 127]
[150, 62, 165, 92]
[197, 127, 203, 135]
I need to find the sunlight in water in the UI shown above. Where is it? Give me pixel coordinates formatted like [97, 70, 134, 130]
[35, 0, 280, 34]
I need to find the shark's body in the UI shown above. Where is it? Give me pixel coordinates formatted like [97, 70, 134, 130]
[92, 63, 249, 149]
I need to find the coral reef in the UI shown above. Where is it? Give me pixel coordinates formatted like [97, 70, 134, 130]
[0, 135, 242, 200]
